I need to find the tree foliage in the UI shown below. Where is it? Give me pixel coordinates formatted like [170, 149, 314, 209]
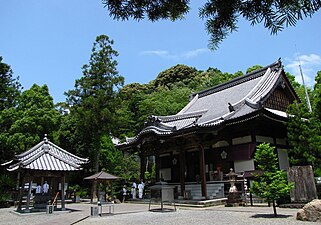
[250, 143, 293, 217]
[64, 35, 124, 172]
[0, 57, 22, 111]
[0, 57, 22, 163]
[102, 0, 321, 49]
[3, 84, 60, 154]
[154, 64, 198, 89]
[287, 70, 321, 175]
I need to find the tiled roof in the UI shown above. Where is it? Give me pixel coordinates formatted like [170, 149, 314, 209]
[118, 59, 296, 147]
[84, 171, 120, 180]
[6, 136, 89, 172]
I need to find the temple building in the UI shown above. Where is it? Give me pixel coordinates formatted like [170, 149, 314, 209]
[117, 59, 300, 200]
[2, 135, 88, 212]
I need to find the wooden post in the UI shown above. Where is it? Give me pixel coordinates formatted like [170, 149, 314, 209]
[61, 174, 66, 210]
[199, 145, 207, 199]
[17, 173, 25, 211]
[155, 154, 160, 182]
[140, 153, 146, 181]
[16, 172, 20, 189]
[179, 150, 186, 195]
[26, 180, 32, 212]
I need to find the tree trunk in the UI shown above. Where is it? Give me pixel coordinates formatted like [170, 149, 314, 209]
[272, 200, 277, 217]
[92, 146, 100, 203]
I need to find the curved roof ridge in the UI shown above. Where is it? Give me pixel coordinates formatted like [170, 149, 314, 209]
[249, 70, 280, 102]
[49, 140, 88, 163]
[194, 59, 282, 99]
[21, 150, 45, 167]
[230, 63, 282, 111]
[199, 65, 282, 126]
[16, 141, 44, 158]
[141, 125, 173, 133]
[47, 150, 82, 169]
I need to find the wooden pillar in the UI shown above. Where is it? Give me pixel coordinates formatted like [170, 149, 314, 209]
[155, 154, 160, 182]
[61, 174, 66, 210]
[50, 178, 54, 196]
[179, 150, 185, 195]
[199, 145, 207, 199]
[91, 181, 95, 203]
[16, 172, 20, 189]
[17, 172, 25, 211]
[110, 181, 113, 201]
[41, 177, 44, 187]
[140, 153, 146, 181]
[26, 179, 32, 212]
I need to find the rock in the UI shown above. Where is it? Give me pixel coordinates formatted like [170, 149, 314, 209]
[297, 199, 321, 222]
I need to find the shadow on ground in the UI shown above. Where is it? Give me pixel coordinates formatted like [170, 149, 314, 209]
[251, 214, 292, 218]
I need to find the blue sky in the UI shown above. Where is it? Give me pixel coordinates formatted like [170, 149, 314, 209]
[1, 1, 321, 103]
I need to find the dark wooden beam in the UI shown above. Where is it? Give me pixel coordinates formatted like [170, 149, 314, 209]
[199, 145, 207, 199]
[61, 173, 66, 210]
[140, 153, 146, 181]
[155, 154, 160, 182]
[179, 150, 185, 195]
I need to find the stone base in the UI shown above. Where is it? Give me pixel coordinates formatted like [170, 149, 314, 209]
[226, 192, 243, 207]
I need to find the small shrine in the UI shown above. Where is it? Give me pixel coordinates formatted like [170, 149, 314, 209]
[2, 135, 89, 212]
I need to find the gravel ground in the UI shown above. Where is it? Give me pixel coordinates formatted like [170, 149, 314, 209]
[0, 202, 311, 225]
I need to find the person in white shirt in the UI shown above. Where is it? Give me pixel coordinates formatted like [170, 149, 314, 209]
[36, 184, 41, 194]
[43, 181, 49, 193]
[131, 181, 137, 199]
[138, 181, 144, 199]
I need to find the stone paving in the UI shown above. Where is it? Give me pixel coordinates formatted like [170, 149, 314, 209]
[0, 202, 312, 225]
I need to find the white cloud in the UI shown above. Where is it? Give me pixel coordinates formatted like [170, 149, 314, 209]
[285, 54, 321, 87]
[140, 48, 210, 60]
[181, 48, 210, 59]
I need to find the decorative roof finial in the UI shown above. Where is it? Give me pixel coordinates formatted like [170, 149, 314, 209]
[44, 134, 48, 143]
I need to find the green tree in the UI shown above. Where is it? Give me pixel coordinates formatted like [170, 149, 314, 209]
[0, 57, 21, 111]
[100, 134, 124, 174]
[0, 57, 22, 163]
[3, 84, 60, 153]
[250, 143, 293, 217]
[65, 34, 124, 172]
[154, 64, 198, 89]
[115, 82, 153, 139]
[312, 71, 321, 120]
[114, 153, 140, 183]
[102, 0, 321, 49]
[246, 65, 263, 74]
[287, 70, 321, 175]
[137, 87, 191, 123]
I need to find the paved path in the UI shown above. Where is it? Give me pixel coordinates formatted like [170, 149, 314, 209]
[0, 202, 311, 225]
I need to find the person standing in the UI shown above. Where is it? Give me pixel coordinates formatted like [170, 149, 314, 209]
[138, 181, 144, 199]
[36, 184, 42, 194]
[121, 185, 127, 203]
[43, 181, 49, 193]
[131, 181, 137, 199]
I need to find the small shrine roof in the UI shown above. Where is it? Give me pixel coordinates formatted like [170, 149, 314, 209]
[84, 171, 120, 180]
[4, 135, 89, 172]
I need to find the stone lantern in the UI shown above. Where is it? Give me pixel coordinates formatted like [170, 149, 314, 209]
[226, 168, 242, 206]
[227, 168, 238, 193]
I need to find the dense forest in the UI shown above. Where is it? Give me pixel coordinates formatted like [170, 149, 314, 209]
[1, 35, 321, 200]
